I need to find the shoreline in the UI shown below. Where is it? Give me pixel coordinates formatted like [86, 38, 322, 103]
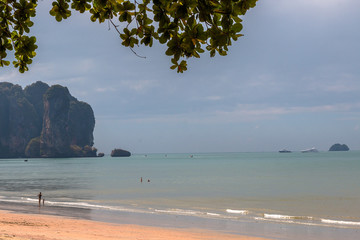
[1, 202, 359, 240]
[0, 210, 271, 240]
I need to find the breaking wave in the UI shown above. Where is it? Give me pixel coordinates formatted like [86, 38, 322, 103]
[1, 196, 360, 229]
[321, 219, 360, 226]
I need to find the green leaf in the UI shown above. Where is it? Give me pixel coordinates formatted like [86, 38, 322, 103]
[0, 60, 10, 66]
[232, 23, 243, 32]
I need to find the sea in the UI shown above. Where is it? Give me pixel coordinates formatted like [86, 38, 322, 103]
[1, 151, 359, 239]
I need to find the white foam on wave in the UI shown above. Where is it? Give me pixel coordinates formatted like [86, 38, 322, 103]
[264, 214, 294, 220]
[0, 197, 36, 204]
[206, 212, 220, 216]
[25, 197, 37, 202]
[155, 209, 201, 216]
[255, 217, 324, 227]
[226, 209, 249, 215]
[0, 197, 147, 214]
[264, 214, 313, 220]
[2, 197, 226, 219]
[156, 208, 235, 218]
[153, 209, 239, 220]
[321, 219, 360, 226]
[255, 217, 294, 223]
[46, 200, 148, 213]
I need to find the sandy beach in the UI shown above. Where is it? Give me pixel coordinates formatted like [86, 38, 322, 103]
[0, 210, 272, 240]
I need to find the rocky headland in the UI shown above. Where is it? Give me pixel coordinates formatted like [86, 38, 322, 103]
[0, 81, 97, 158]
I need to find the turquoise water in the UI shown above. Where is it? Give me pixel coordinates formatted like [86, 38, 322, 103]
[1, 151, 360, 236]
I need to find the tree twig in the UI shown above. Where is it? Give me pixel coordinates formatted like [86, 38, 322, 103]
[109, 19, 146, 59]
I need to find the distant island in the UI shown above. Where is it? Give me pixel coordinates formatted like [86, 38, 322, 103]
[0, 81, 97, 158]
[111, 148, 131, 157]
[329, 143, 349, 151]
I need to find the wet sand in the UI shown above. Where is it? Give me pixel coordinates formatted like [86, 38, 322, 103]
[0, 210, 273, 240]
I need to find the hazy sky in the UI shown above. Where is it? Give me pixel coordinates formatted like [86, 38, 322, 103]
[1, 0, 359, 153]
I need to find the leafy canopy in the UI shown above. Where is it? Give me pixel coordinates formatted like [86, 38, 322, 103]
[1, 0, 257, 73]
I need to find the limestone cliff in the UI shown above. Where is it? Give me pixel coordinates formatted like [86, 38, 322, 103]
[0, 83, 39, 157]
[24, 81, 50, 132]
[0, 81, 96, 158]
[40, 85, 72, 157]
[68, 101, 95, 148]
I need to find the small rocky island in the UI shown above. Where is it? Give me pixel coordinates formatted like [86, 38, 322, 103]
[111, 148, 131, 157]
[0, 81, 97, 158]
[329, 143, 350, 151]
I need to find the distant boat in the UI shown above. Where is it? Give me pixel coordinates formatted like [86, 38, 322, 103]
[279, 149, 292, 153]
[301, 147, 318, 153]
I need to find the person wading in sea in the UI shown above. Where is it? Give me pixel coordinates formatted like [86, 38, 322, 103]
[38, 192, 42, 207]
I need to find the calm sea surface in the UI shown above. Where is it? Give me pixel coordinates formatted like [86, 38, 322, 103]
[1, 151, 359, 238]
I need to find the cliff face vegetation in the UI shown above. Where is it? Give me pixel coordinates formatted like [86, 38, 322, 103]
[0, 81, 96, 158]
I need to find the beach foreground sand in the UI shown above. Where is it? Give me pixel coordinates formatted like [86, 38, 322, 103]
[0, 210, 272, 240]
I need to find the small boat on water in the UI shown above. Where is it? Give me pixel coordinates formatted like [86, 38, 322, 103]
[279, 149, 292, 153]
[301, 147, 318, 153]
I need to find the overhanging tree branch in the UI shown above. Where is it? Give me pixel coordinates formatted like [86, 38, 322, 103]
[0, 0, 258, 73]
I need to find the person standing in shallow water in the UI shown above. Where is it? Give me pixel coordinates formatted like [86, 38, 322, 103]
[38, 192, 42, 207]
